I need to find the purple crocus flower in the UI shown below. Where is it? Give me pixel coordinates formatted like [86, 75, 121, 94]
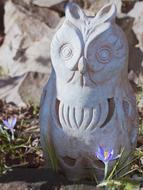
[2, 117, 17, 134]
[96, 146, 120, 180]
[96, 146, 119, 164]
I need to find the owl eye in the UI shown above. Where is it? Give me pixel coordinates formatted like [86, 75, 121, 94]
[60, 44, 73, 61]
[96, 46, 112, 64]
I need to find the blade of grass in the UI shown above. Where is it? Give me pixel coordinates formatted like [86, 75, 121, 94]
[107, 148, 125, 180]
[118, 167, 141, 179]
[112, 156, 140, 178]
[44, 136, 59, 172]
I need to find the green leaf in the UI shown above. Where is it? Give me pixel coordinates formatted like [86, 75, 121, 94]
[44, 137, 60, 172]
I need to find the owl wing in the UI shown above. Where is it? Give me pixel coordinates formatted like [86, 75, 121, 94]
[39, 70, 56, 160]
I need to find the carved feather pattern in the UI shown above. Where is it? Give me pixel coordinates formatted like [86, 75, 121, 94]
[58, 98, 115, 132]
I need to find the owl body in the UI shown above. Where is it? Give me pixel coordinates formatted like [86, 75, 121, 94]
[40, 3, 138, 181]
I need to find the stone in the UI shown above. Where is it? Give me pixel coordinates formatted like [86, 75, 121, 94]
[0, 183, 99, 190]
[87, 0, 122, 16]
[0, 0, 4, 34]
[19, 72, 50, 105]
[12, 0, 61, 28]
[128, 2, 143, 52]
[116, 16, 143, 88]
[59, 185, 99, 190]
[0, 75, 26, 107]
[40, 2, 138, 181]
[0, 72, 50, 106]
[31, 0, 67, 7]
[0, 0, 55, 77]
[0, 182, 28, 190]
[127, 2, 143, 85]
[0, 0, 57, 105]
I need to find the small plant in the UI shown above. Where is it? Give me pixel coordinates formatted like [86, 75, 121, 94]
[90, 146, 143, 189]
[0, 117, 39, 175]
[2, 117, 17, 140]
[96, 146, 120, 180]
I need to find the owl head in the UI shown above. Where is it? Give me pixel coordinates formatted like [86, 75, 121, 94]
[50, 3, 128, 104]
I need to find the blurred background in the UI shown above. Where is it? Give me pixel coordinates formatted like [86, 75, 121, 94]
[0, 0, 142, 108]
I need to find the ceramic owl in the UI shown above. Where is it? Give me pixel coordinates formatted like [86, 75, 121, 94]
[40, 3, 138, 181]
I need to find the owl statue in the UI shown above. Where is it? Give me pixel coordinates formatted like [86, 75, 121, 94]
[40, 3, 138, 181]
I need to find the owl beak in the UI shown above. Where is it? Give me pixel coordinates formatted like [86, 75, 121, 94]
[78, 56, 87, 74]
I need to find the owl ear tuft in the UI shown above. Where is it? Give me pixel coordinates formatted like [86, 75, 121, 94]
[65, 2, 85, 21]
[95, 3, 117, 23]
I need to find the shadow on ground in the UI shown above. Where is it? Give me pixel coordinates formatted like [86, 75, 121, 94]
[0, 167, 97, 190]
[0, 167, 65, 187]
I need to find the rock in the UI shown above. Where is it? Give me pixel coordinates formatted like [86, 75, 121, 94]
[31, 0, 67, 8]
[127, 2, 143, 85]
[0, 0, 56, 77]
[0, 182, 99, 190]
[12, 0, 61, 28]
[59, 185, 99, 190]
[50, 0, 85, 17]
[121, 0, 136, 14]
[0, 34, 4, 46]
[0, 0, 5, 46]
[0, 0, 4, 34]
[0, 0, 58, 105]
[128, 2, 143, 52]
[85, 0, 122, 16]
[19, 72, 50, 105]
[0, 182, 28, 190]
[0, 183, 99, 190]
[116, 16, 143, 87]
[0, 75, 26, 106]
[0, 72, 50, 106]
[31, 0, 85, 9]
